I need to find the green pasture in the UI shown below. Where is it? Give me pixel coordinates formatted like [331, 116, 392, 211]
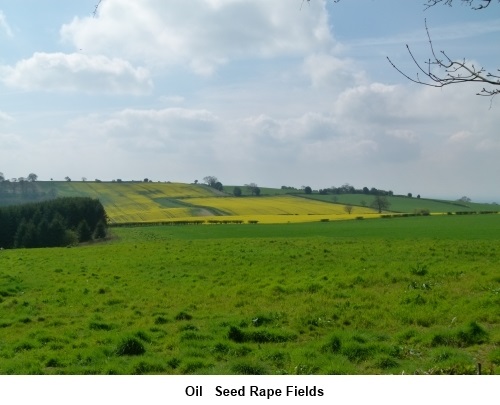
[0, 214, 499, 374]
[119, 213, 500, 241]
[301, 193, 497, 214]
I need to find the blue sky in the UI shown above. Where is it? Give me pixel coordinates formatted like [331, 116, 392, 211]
[0, 0, 499, 201]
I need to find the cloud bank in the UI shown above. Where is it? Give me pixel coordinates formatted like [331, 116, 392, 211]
[0, 0, 498, 201]
[2, 52, 152, 94]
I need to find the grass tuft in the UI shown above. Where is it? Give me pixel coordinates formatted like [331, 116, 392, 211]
[488, 348, 500, 365]
[431, 321, 489, 348]
[116, 337, 146, 356]
[175, 312, 193, 321]
[231, 361, 267, 375]
[132, 361, 166, 374]
[410, 263, 428, 276]
[228, 326, 296, 344]
[154, 316, 169, 325]
[89, 322, 113, 331]
[321, 335, 342, 354]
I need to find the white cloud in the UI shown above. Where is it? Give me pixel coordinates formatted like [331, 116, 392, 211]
[303, 53, 365, 90]
[446, 129, 500, 156]
[2, 0, 498, 200]
[0, 133, 25, 149]
[334, 82, 402, 121]
[0, 11, 13, 38]
[159, 95, 186, 104]
[60, 0, 335, 75]
[20, 106, 225, 181]
[372, 130, 421, 163]
[0, 111, 14, 123]
[68, 107, 220, 153]
[12, 78, 499, 199]
[448, 130, 474, 144]
[1, 52, 152, 94]
[242, 112, 343, 153]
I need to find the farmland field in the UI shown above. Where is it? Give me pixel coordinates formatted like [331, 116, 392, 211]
[26, 182, 381, 224]
[4, 181, 497, 225]
[183, 195, 378, 216]
[37, 182, 222, 224]
[302, 193, 498, 214]
[0, 214, 499, 375]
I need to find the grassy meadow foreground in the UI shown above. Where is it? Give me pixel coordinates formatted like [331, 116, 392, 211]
[0, 214, 499, 374]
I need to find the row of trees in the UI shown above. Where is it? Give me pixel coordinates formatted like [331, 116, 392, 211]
[281, 184, 415, 197]
[317, 184, 396, 196]
[0, 180, 41, 199]
[0, 172, 38, 183]
[202, 176, 224, 191]
[315, 184, 421, 198]
[0, 172, 58, 204]
[0, 197, 107, 249]
[201, 176, 408, 204]
[202, 177, 262, 196]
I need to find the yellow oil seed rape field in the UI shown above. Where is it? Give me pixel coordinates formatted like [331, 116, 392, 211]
[184, 195, 379, 216]
[36, 182, 380, 224]
[47, 181, 216, 200]
[86, 184, 216, 224]
[40, 182, 219, 224]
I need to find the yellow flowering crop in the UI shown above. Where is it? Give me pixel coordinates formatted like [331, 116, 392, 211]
[44, 182, 380, 224]
[184, 195, 377, 216]
[51, 182, 216, 224]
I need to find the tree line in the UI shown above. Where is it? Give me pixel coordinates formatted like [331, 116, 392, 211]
[1, 172, 40, 199]
[0, 197, 108, 249]
[318, 184, 396, 196]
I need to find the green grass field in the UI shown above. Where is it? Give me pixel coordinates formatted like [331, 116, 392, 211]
[1, 214, 498, 374]
[301, 193, 497, 214]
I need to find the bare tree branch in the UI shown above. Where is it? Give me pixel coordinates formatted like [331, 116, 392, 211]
[387, 19, 500, 97]
[93, 0, 103, 18]
[310, 0, 500, 98]
[424, 0, 496, 10]
[305, 0, 340, 6]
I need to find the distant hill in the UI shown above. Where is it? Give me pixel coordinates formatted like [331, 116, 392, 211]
[299, 193, 497, 215]
[0, 181, 497, 224]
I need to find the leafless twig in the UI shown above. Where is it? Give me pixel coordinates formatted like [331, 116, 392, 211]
[93, 0, 103, 18]
[304, 0, 340, 8]
[387, 19, 500, 97]
[424, 0, 494, 10]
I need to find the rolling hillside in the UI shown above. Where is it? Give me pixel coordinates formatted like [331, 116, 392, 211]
[0, 181, 497, 224]
[36, 182, 222, 224]
[300, 193, 498, 214]
[183, 195, 376, 216]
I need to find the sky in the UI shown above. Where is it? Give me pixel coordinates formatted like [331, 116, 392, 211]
[0, 0, 499, 202]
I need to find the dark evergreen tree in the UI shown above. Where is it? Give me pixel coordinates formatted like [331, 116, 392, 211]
[36, 218, 50, 247]
[77, 220, 92, 242]
[0, 197, 108, 249]
[93, 220, 107, 239]
[14, 219, 37, 248]
[47, 214, 67, 247]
